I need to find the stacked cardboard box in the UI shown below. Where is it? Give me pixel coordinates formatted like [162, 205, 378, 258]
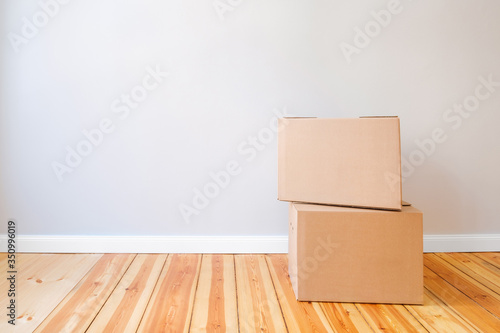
[278, 117, 423, 304]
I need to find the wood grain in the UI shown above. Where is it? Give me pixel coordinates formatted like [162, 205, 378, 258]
[437, 252, 500, 296]
[320, 303, 374, 333]
[423, 265, 500, 332]
[424, 254, 500, 316]
[266, 254, 332, 332]
[0, 253, 102, 333]
[34, 253, 135, 333]
[356, 303, 427, 332]
[1, 252, 499, 332]
[137, 254, 202, 333]
[86, 254, 167, 333]
[474, 252, 500, 269]
[190, 255, 238, 333]
[405, 288, 479, 333]
[0, 253, 6, 266]
[235, 255, 287, 332]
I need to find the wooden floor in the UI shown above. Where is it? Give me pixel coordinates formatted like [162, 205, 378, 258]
[1, 253, 500, 332]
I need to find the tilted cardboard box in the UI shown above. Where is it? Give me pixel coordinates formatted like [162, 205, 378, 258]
[278, 117, 402, 210]
[288, 202, 423, 304]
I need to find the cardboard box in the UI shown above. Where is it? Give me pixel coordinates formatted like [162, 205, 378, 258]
[278, 117, 402, 210]
[288, 202, 423, 304]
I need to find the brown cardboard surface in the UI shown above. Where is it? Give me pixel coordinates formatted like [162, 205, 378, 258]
[278, 117, 402, 210]
[288, 202, 423, 304]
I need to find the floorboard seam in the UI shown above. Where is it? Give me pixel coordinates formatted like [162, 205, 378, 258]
[84, 253, 138, 333]
[134, 253, 170, 332]
[264, 255, 290, 333]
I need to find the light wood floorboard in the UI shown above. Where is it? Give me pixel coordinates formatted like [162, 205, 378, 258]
[87, 254, 168, 333]
[0, 253, 102, 333]
[34, 253, 135, 333]
[137, 254, 201, 333]
[0, 253, 499, 332]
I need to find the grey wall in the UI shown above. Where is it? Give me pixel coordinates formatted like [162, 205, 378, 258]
[1, 0, 499, 237]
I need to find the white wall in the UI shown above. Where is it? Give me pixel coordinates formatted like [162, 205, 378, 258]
[1, 1, 499, 248]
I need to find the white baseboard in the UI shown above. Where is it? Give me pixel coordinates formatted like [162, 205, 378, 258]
[1, 234, 499, 253]
[423, 234, 500, 253]
[7, 235, 289, 254]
